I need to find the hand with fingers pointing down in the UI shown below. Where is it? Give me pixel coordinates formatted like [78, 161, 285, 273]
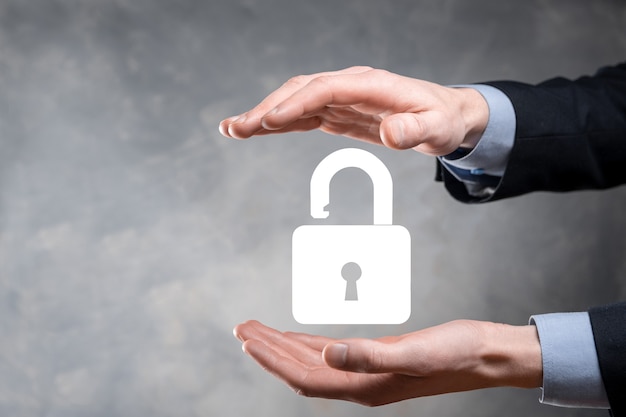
[219, 66, 489, 156]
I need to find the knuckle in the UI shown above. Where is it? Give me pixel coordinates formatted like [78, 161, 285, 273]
[308, 76, 335, 102]
[368, 67, 392, 79]
[361, 345, 385, 373]
[311, 74, 333, 87]
[410, 117, 428, 142]
[350, 65, 374, 72]
[284, 74, 309, 87]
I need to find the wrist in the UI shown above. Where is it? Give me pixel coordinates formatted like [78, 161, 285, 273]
[479, 322, 543, 389]
[454, 87, 489, 149]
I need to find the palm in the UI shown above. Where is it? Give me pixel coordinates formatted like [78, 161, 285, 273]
[233, 321, 510, 406]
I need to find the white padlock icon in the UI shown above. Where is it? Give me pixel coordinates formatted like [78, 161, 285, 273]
[292, 148, 411, 324]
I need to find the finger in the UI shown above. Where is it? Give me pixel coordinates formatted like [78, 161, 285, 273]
[248, 66, 373, 121]
[241, 338, 338, 394]
[228, 113, 383, 144]
[218, 116, 240, 138]
[322, 338, 412, 374]
[380, 112, 462, 155]
[229, 116, 323, 138]
[242, 338, 390, 402]
[223, 66, 372, 139]
[315, 106, 383, 144]
[218, 115, 242, 138]
[234, 321, 293, 355]
[234, 321, 301, 363]
[235, 108, 382, 144]
[252, 324, 327, 366]
[233, 319, 266, 342]
[234, 321, 325, 366]
[260, 69, 391, 131]
[283, 331, 335, 351]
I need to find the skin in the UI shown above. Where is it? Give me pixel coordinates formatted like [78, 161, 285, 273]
[219, 66, 489, 154]
[220, 67, 543, 405]
[233, 320, 542, 406]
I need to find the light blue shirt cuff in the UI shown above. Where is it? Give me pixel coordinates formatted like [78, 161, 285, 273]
[530, 312, 609, 409]
[439, 84, 516, 177]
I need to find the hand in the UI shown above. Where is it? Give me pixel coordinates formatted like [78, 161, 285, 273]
[233, 320, 542, 406]
[219, 66, 489, 156]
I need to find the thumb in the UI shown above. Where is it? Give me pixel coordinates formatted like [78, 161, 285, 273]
[380, 112, 460, 155]
[322, 339, 404, 374]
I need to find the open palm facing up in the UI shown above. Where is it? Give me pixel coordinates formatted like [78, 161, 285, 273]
[233, 319, 542, 407]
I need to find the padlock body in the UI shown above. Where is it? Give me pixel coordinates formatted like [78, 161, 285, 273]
[292, 225, 411, 324]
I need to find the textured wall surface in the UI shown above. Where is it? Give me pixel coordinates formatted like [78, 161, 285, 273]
[0, 1, 625, 416]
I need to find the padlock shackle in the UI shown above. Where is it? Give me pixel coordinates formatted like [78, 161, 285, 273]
[310, 148, 393, 225]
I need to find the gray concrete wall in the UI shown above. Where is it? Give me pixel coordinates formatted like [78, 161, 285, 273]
[0, 1, 624, 416]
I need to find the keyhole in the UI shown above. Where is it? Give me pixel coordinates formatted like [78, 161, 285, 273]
[341, 262, 361, 301]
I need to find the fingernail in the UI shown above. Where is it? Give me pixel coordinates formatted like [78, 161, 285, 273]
[324, 343, 348, 367]
[389, 119, 406, 147]
[234, 114, 247, 124]
[218, 123, 228, 137]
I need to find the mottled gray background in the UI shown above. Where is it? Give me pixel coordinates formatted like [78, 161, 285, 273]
[0, 1, 625, 416]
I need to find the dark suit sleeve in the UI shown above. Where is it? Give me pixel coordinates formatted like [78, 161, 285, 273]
[437, 63, 626, 414]
[588, 302, 626, 415]
[437, 61, 626, 203]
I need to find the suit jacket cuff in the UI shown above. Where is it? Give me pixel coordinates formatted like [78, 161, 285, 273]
[588, 302, 626, 415]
